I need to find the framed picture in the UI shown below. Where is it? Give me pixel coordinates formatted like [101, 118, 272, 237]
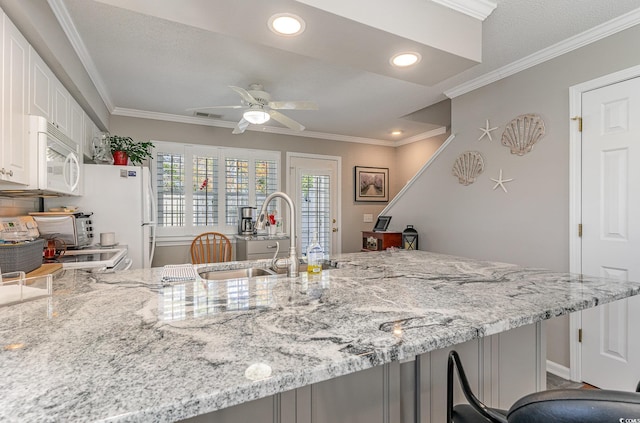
[373, 215, 392, 232]
[354, 166, 389, 202]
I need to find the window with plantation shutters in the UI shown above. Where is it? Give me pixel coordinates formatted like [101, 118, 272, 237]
[153, 142, 280, 238]
[193, 155, 218, 226]
[156, 151, 185, 227]
[224, 158, 249, 226]
[256, 159, 279, 217]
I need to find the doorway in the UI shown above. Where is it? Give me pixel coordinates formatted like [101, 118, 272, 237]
[569, 66, 640, 390]
[287, 153, 341, 258]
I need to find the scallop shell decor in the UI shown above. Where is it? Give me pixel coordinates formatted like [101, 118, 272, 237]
[452, 151, 485, 186]
[501, 113, 546, 156]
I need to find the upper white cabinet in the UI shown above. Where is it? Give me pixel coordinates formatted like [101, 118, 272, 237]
[52, 77, 70, 135]
[70, 97, 83, 154]
[28, 46, 53, 121]
[83, 112, 100, 160]
[29, 45, 79, 145]
[1, 10, 30, 185]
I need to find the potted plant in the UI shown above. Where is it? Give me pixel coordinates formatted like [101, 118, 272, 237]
[108, 135, 155, 166]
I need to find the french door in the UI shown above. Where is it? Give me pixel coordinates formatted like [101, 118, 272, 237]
[287, 153, 341, 259]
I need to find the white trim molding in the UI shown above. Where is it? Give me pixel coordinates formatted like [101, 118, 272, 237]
[445, 7, 640, 99]
[113, 107, 445, 147]
[568, 63, 640, 383]
[431, 0, 497, 21]
[380, 133, 455, 216]
[47, 0, 114, 111]
[546, 360, 571, 381]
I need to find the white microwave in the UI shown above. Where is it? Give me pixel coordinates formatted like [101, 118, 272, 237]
[34, 116, 81, 196]
[0, 116, 81, 196]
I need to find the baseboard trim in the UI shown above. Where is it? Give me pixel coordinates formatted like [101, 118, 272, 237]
[546, 360, 571, 380]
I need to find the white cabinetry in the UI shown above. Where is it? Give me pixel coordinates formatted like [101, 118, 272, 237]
[70, 98, 83, 155]
[83, 112, 100, 160]
[52, 77, 70, 135]
[28, 46, 52, 121]
[1, 10, 29, 185]
[29, 45, 77, 143]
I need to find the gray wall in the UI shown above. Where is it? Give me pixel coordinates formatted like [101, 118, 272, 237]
[384, 25, 640, 367]
[395, 133, 449, 189]
[109, 116, 444, 265]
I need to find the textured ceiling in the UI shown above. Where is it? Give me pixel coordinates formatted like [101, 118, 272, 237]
[58, 0, 640, 143]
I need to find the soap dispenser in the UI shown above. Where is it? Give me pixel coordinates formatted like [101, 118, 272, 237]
[306, 232, 323, 274]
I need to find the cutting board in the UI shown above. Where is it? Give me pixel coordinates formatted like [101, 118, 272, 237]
[26, 263, 63, 278]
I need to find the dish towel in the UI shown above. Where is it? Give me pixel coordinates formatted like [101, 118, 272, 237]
[161, 264, 197, 282]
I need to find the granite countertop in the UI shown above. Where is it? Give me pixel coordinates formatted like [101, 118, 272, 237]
[1, 250, 639, 422]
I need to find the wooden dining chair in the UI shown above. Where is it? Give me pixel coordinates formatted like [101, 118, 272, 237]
[190, 232, 232, 264]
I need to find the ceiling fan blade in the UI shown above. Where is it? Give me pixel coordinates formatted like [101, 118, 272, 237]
[186, 105, 244, 111]
[232, 118, 250, 134]
[269, 100, 318, 110]
[230, 86, 258, 104]
[268, 110, 305, 131]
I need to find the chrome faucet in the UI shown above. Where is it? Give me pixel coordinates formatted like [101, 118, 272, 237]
[255, 192, 299, 277]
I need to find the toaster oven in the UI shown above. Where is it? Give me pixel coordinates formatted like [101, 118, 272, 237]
[29, 212, 94, 248]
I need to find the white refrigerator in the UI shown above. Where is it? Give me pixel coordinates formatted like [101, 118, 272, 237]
[46, 164, 157, 269]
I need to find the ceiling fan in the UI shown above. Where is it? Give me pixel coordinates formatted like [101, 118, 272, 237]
[188, 83, 318, 134]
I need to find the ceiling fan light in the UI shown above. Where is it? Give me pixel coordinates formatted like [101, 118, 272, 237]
[391, 52, 421, 68]
[244, 109, 271, 125]
[269, 13, 305, 36]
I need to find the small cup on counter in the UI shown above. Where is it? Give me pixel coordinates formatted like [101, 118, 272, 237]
[100, 232, 116, 247]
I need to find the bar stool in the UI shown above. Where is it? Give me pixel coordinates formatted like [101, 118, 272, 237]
[447, 350, 640, 423]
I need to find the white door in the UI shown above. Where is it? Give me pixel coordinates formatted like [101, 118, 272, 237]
[288, 154, 341, 258]
[580, 76, 640, 390]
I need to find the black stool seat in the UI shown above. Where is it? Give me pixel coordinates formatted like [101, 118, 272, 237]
[508, 389, 640, 423]
[448, 350, 640, 423]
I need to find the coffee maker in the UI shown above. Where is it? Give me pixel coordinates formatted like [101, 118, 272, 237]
[238, 206, 255, 235]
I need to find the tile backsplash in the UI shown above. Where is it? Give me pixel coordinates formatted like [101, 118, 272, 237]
[0, 198, 39, 217]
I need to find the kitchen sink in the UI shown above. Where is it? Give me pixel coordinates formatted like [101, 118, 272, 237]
[198, 267, 276, 281]
[271, 260, 337, 274]
[198, 260, 337, 280]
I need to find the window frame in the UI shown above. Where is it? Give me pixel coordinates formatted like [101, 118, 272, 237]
[153, 141, 280, 241]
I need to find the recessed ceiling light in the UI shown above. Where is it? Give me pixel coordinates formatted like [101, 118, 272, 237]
[269, 13, 305, 36]
[391, 52, 421, 68]
[391, 130, 403, 136]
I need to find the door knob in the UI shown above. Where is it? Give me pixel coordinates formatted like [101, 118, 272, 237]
[332, 228, 338, 232]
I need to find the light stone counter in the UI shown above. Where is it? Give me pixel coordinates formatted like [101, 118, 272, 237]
[1, 250, 639, 422]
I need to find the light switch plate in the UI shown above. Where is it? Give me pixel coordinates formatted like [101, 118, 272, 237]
[363, 213, 373, 223]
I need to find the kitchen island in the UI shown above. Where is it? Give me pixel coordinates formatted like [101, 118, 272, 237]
[1, 250, 639, 422]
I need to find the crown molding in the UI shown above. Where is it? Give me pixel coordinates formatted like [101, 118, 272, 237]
[431, 0, 497, 21]
[111, 108, 405, 146]
[445, 7, 640, 99]
[394, 126, 447, 146]
[47, 0, 114, 111]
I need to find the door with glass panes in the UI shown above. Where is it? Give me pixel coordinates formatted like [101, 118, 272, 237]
[288, 154, 341, 260]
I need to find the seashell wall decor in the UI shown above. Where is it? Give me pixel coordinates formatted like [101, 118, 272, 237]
[501, 113, 546, 155]
[452, 151, 485, 185]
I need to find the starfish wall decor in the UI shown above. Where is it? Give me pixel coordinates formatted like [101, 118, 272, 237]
[478, 119, 498, 142]
[490, 169, 514, 193]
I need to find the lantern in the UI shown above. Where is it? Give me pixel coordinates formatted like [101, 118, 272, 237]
[402, 225, 418, 250]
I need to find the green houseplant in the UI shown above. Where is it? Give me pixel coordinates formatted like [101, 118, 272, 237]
[108, 135, 154, 166]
